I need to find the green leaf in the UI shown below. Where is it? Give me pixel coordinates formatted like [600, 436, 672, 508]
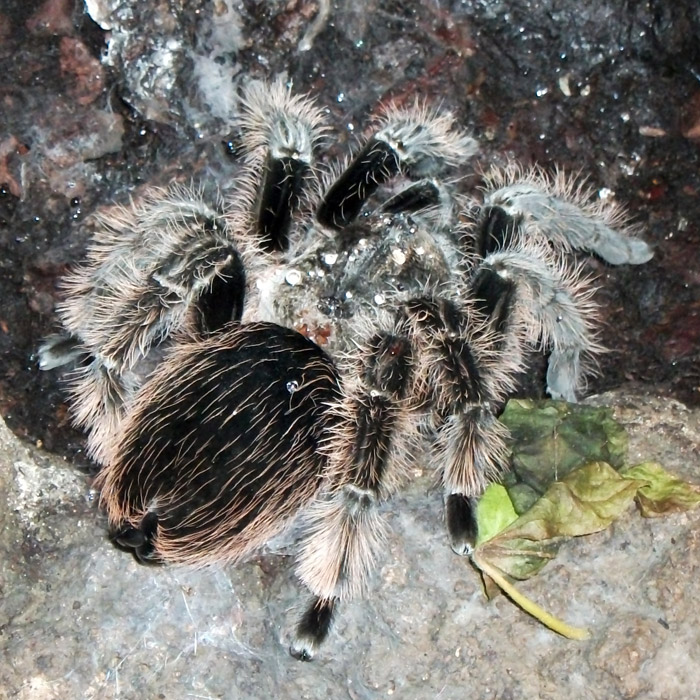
[470, 400, 700, 639]
[476, 484, 519, 545]
[500, 399, 629, 511]
[475, 462, 643, 580]
[622, 462, 700, 516]
[470, 461, 645, 638]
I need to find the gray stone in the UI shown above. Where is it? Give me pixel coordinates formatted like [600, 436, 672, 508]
[1, 387, 698, 699]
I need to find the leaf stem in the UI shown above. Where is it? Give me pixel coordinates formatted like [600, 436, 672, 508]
[471, 552, 590, 640]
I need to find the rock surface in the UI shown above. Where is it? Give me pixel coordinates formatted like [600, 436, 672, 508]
[0, 0, 698, 459]
[1, 387, 699, 699]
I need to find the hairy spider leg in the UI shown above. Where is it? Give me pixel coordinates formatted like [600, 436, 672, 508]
[474, 204, 521, 259]
[38, 189, 253, 464]
[291, 289, 520, 657]
[293, 596, 337, 661]
[317, 103, 476, 229]
[100, 212, 248, 365]
[37, 332, 88, 371]
[401, 295, 514, 554]
[292, 318, 418, 659]
[291, 290, 518, 657]
[380, 179, 443, 216]
[235, 79, 328, 252]
[316, 137, 402, 229]
[470, 206, 603, 402]
[481, 164, 653, 265]
[256, 154, 311, 252]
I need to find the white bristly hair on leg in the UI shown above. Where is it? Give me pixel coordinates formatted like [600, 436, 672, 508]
[375, 100, 478, 176]
[482, 163, 654, 265]
[40, 184, 266, 463]
[235, 77, 329, 164]
[476, 234, 603, 402]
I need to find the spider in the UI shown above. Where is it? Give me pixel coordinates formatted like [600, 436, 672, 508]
[39, 79, 653, 660]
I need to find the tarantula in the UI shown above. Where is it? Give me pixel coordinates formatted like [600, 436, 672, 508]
[39, 79, 652, 660]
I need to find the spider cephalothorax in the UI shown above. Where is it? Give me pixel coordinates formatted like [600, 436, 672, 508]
[40, 79, 652, 660]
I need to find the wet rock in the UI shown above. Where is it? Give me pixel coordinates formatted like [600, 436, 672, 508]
[26, 0, 75, 37]
[59, 36, 106, 105]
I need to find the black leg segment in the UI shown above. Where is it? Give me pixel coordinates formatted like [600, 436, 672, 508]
[290, 596, 337, 661]
[257, 154, 309, 252]
[445, 493, 479, 555]
[469, 267, 516, 337]
[195, 252, 247, 333]
[476, 205, 520, 258]
[381, 179, 441, 215]
[317, 137, 401, 229]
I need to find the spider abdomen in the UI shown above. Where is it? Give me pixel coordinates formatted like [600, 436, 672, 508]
[97, 323, 341, 566]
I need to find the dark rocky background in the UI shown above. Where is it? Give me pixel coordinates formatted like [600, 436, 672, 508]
[0, 0, 698, 462]
[0, 1, 698, 698]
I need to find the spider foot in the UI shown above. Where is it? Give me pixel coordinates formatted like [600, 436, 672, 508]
[446, 493, 478, 556]
[37, 333, 85, 370]
[289, 596, 336, 661]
